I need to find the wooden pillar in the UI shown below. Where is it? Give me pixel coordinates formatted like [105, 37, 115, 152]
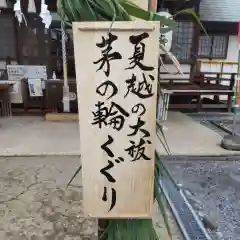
[149, 0, 157, 11]
[190, 21, 200, 78]
[190, 2, 201, 79]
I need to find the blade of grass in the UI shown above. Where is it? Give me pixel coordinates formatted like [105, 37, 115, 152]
[156, 120, 171, 155]
[159, 44, 184, 75]
[121, 0, 175, 28]
[174, 8, 207, 36]
[76, 0, 98, 21]
[66, 165, 82, 189]
[105, 219, 158, 240]
[155, 152, 179, 190]
[154, 167, 172, 238]
[157, 131, 171, 155]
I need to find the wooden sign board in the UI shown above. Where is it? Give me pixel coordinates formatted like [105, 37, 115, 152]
[73, 21, 160, 219]
[133, 0, 149, 11]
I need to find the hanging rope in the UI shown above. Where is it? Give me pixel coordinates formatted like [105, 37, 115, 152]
[61, 21, 68, 85]
[61, 20, 70, 112]
[13, 0, 27, 26]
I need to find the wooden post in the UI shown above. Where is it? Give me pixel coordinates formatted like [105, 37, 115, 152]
[190, 1, 201, 79]
[149, 0, 157, 12]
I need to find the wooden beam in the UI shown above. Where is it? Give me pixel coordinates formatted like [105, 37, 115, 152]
[45, 113, 78, 121]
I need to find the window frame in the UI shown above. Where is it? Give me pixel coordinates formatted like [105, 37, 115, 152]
[165, 19, 195, 64]
[0, 13, 17, 61]
[198, 34, 229, 59]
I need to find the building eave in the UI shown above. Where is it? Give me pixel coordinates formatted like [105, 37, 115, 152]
[200, 0, 240, 23]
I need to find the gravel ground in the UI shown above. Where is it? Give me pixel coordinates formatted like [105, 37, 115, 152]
[164, 160, 240, 240]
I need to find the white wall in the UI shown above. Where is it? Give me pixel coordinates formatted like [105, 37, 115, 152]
[160, 35, 238, 81]
[200, 35, 238, 74]
[159, 36, 238, 101]
[226, 36, 238, 61]
[0, 61, 5, 70]
[199, 35, 238, 100]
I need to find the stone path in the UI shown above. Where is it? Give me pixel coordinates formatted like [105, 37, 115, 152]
[2, 113, 240, 156]
[0, 156, 97, 240]
[157, 112, 240, 155]
[0, 117, 80, 156]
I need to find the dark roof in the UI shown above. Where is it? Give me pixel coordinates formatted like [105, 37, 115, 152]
[200, 0, 240, 22]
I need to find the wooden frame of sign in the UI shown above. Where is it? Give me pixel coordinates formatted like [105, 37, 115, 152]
[73, 21, 160, 219]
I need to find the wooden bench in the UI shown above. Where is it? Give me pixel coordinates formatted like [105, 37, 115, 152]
[193, 72, 236, 111]
[158, 82, 201, 121]
[157, 72, 236, 121]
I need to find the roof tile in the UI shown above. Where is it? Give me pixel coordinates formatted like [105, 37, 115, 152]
[200, 0, 240, 22]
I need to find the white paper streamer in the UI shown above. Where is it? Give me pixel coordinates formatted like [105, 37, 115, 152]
[39, 0, 52, 29]
[13, 0, 27, 26]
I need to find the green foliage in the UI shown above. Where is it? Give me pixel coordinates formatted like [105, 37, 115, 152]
[102, 219, 158, 240]
[57, 0, 175, 32]
[174, 8, 207, 35]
